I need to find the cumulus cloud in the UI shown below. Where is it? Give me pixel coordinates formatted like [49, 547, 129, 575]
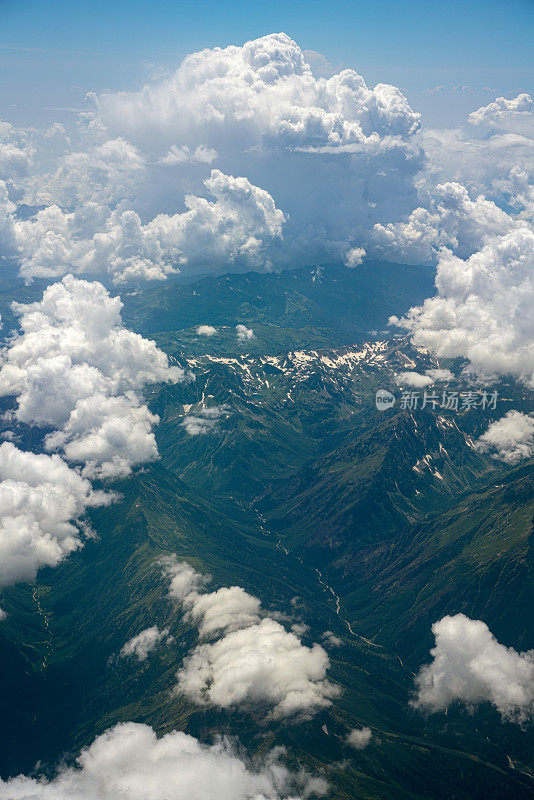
[425, 368, 454, 382]
[4, 47, 534, 283]
[0, 180, 18, 258]
[0, 120, 32, 182]
[413, 614, 534, 724]
[346, 727, 372, 749]
[164, 557, 338, 719]
[236, 324, 254, 342]
[322, 630, 342, 648]
[373, 182, 517, 264]
[395, 371, 434, 389]
[93, 32, 420, 153]
[183, 586, 262, 638]
[0, 442, 112, 587]
[163, 557, 210, 601]
[196, 325, 217, 336]
[181, 406, 228, 436]
[176, 617, 337, 719]
[468, 93, 533, 133]
[9, 170, 285, 283]
[24, 137, 146, 209]
[0, 722, 327, 800]
[0, 276, 184, 477]
[419, 94, 534, 221]
[344, 246, 366, 268]
[476, 411, 534, 464]
[120, 626, 171, 661]
[164, 557, 261, 638]
[392, 228, 534, 386]
[3, 33, 423, 280]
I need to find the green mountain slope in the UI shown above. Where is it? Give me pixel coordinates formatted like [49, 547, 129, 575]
[1, 263, 533, 799]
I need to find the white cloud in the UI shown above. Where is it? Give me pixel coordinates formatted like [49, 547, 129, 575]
[0, 721, 327, 800]
[395, 371, 434, 389]
[164, 559, 337, 719]
[30, 33, 420, 274]
[425, 368, 454, 382]
[25, 137, 146, 209]
[12, 39, 533, 282]
[0, 608, 6, 621]
[196, 325, 217, 336]
[0, 120, 32, 183]
[344, 246, 366, 268]
[236, 324, 254, 342]
[4, 49, 534, 285]
[163, 558, 338, 719]
[159, 144, 218, 166]
[45, 394, 160, 480]
[0, 276, 184, 477]
[476, 411, 534, 464]
[0, 180, 17, 259]
[181, 406, 228, 436]
[93, 32, 420, 152]
[346, 727, 372, 749]
[183, 585, 261, 638]
[120, 626, 171, 661]
[176, 617, 337, 719]
[145, 170, 285, 277]
[373, 182, 517, 264]
[322, 630, 342, 648]
[8, 170, 285, 283]
[162, 557, 209, 600]
[0, 442, 112, 587]
[418, 95, 534, 221]
[392, 228, 534, 386]
[413, 614, 534, 724]
[468, 93, 533, 133]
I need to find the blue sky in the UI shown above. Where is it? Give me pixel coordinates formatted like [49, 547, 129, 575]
[1, 0, 533, 127]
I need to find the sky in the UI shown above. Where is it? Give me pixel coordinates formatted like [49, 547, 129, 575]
[0, 0, 533, 384]
[0, 2, 534, 781]
[1, 0, 533, 127]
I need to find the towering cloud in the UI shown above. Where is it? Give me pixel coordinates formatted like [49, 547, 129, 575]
[4, 40, 532, 285]
[1, 34, 425, 281]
